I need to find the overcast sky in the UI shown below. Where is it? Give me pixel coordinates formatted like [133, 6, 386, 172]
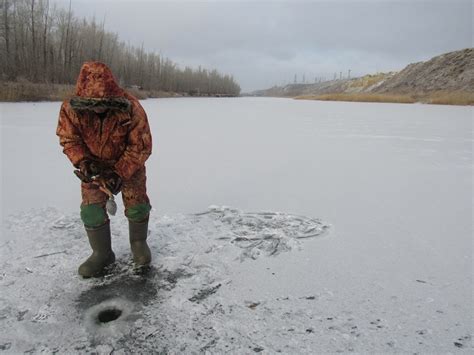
[57, 0, 472, 92]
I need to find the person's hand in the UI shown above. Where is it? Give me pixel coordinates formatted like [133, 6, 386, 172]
[100, 169, 122, 195]
[78, 160, 101, 179]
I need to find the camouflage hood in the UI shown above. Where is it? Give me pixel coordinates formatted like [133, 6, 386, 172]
[70, 61, 131, 112]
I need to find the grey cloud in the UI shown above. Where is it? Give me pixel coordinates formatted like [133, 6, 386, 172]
[64, 0, 472, 91]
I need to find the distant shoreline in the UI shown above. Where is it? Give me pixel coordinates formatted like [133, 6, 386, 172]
[294, 92, 474, 106]
[0, 81, 238, 102]
[250, 48, 473, 106]
[1, 81, 472, 106]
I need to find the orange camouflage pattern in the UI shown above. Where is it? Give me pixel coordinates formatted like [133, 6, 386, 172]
[56, 62, 152, 211]
[81, 167, 150, 214]
[56, 61, 153, 181]
[74, 61, 125, 98]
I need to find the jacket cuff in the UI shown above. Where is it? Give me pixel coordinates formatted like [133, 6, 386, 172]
[65, 147, 88, 168]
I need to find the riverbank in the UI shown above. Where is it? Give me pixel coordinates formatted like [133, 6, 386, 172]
[0, 81, 237, 102]
[252, 49, 474, 106]
[294, 91, 474, 106]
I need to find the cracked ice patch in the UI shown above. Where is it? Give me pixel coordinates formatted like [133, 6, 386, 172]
[194, 206, 330, 260]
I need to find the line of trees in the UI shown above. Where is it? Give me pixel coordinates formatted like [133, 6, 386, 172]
[0, 0, 241, 96]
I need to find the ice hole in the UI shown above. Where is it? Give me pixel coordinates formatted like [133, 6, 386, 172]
[97, 308, 122, 323]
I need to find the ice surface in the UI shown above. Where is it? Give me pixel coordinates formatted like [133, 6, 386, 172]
[0, 98, 472, 353]
[1, 206, 328, 353]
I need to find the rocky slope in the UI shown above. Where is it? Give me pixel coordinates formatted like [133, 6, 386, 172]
[250, 48, 474, 99]
[373, 48, 473, 93]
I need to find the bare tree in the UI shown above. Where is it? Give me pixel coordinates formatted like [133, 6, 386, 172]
[1, 0, 11, 78]
[0, 0, 241, 96]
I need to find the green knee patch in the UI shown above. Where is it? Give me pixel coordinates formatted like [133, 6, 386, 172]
[81, 204, 107, 227]
[126, 204, 152, 222]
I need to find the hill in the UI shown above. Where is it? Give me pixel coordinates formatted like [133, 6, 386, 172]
[250, 48, 474, 105]
[374, 48, 473, 94]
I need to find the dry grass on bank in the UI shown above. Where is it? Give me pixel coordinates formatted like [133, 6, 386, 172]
[147, 90, 181, 98]
[0, 81, 203, 102]
[295, 93, 416, 104]
[0, 81, 74, 102]
[295, 91, 474, 106]
[424, 91, 474, 106]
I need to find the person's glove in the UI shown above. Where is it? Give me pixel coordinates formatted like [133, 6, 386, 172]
[100, 169, 123, 195]
[78, 160, 102, 179]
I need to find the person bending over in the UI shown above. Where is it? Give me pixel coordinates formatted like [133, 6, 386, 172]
[56, 61, 153, 278]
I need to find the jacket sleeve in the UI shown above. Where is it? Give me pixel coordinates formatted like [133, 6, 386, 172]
[56, 102, 90, 167]
[114, 100, 153, 180]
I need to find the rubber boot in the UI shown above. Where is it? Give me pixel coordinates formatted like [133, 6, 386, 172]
[129, 218, 151, 266]
[78, 222, 115, 278]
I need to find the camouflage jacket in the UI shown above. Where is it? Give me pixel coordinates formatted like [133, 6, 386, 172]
[56, 62, 152, 180]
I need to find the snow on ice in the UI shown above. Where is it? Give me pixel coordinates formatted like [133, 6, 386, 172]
[1, 206, 329, 353]
[1, 98, 472, 353]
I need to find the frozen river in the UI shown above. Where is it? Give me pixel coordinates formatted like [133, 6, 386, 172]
[0, 97, 472, 353]
[2, 97, 472, 217]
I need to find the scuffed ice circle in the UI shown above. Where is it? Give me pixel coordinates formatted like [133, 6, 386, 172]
[195, 206, 330, 260]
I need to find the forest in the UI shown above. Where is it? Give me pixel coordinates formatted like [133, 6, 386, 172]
[0, 0, 241, 99]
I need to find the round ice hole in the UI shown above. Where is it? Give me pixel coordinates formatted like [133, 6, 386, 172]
[97, 308, 122, 323]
